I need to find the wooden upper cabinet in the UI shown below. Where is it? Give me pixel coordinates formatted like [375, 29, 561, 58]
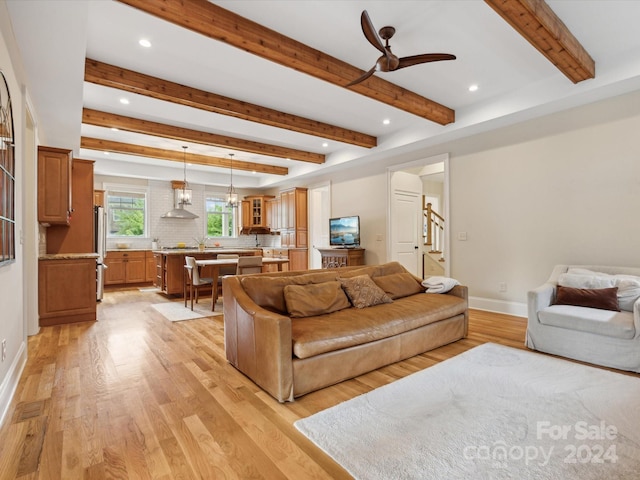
[94, 189, 105, 207]
[242, 195, 274, 230]
[38, 146, 72, 225]
[46, 159, 95, 254]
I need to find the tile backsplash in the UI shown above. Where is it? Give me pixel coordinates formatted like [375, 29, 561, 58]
[102, 179, 279, 250]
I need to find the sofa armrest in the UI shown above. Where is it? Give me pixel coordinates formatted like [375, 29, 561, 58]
[528, 283, 555, 324]
[634, 298, 640, 339]
[223, 276, 294, 402]
[447, 285, 469, 336]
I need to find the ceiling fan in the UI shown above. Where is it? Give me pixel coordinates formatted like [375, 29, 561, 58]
[347, 10, 456, 87]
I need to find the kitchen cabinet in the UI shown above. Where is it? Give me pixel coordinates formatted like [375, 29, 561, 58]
[262, 247, 308, 272]
[266, 197, 280, 230]
[46, 159, 95, 254]
[279, 187, 308, 248]
[153, 253, 164, 289]
[241, 195, 274, 230]
[145, 251, 156, 282]
[262, 248, 288, 272]
[38, 146, 72, 225]
[94, 189, 105, 207]
[38, 257, 97, 326]
[104, 251, 147, 285]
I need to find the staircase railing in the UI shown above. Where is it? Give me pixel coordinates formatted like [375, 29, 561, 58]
[423, 198, 444, 260]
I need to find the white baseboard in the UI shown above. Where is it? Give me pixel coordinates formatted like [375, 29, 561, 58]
[469, 296, 527, 318]
[0, 340, 27, 428]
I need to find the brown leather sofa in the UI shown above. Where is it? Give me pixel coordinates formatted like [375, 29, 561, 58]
[223, 262, 468, 402]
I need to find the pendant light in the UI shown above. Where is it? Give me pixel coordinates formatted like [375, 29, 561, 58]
[226, 153, 239, 208]
[162, 146, 199, 219]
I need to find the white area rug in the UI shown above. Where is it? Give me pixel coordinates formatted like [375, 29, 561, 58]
[295, 343, 640, 479]
[151, 302, 221, 322]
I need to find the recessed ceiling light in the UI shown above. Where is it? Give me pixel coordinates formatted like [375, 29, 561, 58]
[119, 98, 130, 105]
[468, 84, 479, 92]
[103, 151, 110, 155]
[322, 142, 329, 148]
[110, 127, 119, 132]
[383, 118, 391, 125]
[139, 39, 152, 48]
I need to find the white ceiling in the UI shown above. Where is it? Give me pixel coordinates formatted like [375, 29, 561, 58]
[6, 0, 640, 189]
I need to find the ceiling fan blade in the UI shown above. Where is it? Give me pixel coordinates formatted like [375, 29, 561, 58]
[346, 65, 377, 87]
[396, 53, 456, 70]
[361, 10, 387, 56]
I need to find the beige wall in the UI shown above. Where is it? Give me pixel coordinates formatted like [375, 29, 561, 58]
[330, 173, 388, 265]
[0, 0, 28, 425]
[317, 90, 640, 315]
[449, 101, 640, 311]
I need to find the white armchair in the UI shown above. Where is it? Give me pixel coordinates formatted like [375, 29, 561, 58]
[527, 264, 640, 373]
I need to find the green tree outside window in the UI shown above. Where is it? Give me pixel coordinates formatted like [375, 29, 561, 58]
[107, 191, 146, 237]
[206, 197, 234, 237]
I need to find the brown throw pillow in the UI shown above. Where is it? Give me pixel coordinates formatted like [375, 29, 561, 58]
[554, 285, 620, 311]
[373, 272, 424, 299]
[339, 274, 393, 308]
[284, 281, 351, 318]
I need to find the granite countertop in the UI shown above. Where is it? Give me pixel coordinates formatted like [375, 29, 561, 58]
[152, 248, 261, 255]
[39, 253, 100, 260]
[106, 248, 152, 252]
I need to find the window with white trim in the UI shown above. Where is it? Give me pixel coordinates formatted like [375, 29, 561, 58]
[206, 195, 236, 238]
[106, 187, 148, 237]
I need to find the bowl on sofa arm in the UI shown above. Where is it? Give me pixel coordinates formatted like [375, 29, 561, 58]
[223, 262, 468, 402]
[527, 264, 640, 372]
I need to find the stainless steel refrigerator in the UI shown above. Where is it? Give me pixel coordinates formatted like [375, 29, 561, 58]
[94, 206, 107, 300]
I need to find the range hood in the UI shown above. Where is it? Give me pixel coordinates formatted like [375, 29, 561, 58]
[162, 204, 198, 219]
[162, 147, 198, 219]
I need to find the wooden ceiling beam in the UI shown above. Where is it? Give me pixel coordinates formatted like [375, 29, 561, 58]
[80, 137, 289, 176]
[115, 0, 455, 125]
[82, 108, 324, 164]
[85, 59, 376, 149]
[485, 0, 595, 83]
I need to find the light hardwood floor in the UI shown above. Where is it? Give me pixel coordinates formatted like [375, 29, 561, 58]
[0, 288, 580, 479]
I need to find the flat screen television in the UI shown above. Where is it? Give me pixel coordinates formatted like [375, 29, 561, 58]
[329, 215, 360, 247]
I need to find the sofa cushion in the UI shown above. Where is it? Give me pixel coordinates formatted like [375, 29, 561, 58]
[373, 272, 425, 299]
[555, 286, 620, 312]
[291, 293, 467, 359]
[284, 281, 351, 318]
[563, 269, 640, 312]
[538, 305, 635, 339]
[339, 275, 393, 308]
[338, 262, 407, 279]
[241, 271, 339, 314]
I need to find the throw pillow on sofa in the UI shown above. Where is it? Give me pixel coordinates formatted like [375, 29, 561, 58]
[554, 285, 620, 311]
[372, 272, 424, 299]
[283, 281, 351, 318]
[339, 274, 393, 308]
[563, 269, 640, 311]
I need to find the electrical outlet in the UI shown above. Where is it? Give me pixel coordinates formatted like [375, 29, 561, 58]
[1, 339, 6, 362]
[499, 282, 507, 293]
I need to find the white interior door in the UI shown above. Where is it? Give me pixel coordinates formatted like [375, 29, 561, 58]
[308, 182, 331, 269]
[391, 192, 422, 276]
[390, 171, 422, 275]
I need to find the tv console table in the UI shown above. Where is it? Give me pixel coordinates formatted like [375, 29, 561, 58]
[316, 247, 365, 268]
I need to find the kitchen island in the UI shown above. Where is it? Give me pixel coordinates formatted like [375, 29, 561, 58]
[152, 248, 261, 295]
